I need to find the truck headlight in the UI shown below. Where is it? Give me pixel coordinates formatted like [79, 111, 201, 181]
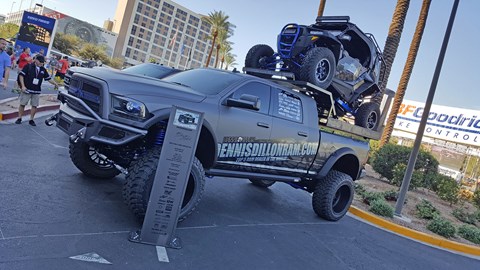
[111, 95, 148, 119]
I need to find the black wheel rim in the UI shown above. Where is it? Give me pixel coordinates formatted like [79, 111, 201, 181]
[367, 111, 378, 129]
[315, 58, 330, 83]
[88, 146, 112, 168]
[332, 185, 351, 214]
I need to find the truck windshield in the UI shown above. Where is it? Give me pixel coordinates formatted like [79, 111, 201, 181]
[163, 69, 243, 95]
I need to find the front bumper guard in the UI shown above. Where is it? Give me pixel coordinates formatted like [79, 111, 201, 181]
[52, 92, 147, 146]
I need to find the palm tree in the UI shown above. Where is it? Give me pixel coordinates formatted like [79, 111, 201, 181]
[202, 10, 232, 68]
[214, 28, 229, 68]
[224, 52, 237, 70]
[380, 0, 431, 146]
[219, 41, 233, 69]
[317, 0, 327, 17]
[372, 0, 410, 105]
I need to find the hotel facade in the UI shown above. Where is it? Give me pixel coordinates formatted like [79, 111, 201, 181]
[113, 0, 214, 68]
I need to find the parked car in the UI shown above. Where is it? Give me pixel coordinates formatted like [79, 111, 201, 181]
[121, 63, 181, 79]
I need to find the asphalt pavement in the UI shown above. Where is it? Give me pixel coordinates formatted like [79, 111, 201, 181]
[0, 116, 479, 269]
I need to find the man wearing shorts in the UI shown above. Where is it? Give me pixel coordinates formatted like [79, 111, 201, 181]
[15, 55, 59, 126]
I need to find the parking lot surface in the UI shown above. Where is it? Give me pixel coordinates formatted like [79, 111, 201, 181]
[0, 116, 479, 269]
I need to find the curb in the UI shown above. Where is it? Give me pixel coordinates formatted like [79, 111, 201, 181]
[348, 206, 480, 257]
[0, 104, 60, 121]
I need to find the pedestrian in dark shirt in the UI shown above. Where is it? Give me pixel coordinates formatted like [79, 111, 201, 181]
[15, 55, 59, 126]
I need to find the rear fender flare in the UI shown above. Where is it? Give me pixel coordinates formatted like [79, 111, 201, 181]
[317, 148, 360, 180]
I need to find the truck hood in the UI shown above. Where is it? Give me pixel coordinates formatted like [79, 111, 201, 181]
[70, 67, 206, 102]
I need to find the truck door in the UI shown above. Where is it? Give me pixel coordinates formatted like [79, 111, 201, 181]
[216, 82, 273, 173]
[268, 88, 319, 176]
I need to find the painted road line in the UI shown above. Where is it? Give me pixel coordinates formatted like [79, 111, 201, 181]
[156, 246, 170, 262]
[43, 230, 130, 238]
[30, 127, 68, 149]
[69, 252, 112, 264]
[0, 226, 4, 239]
[227, 222, 335, 227]
[348, 206, 480, 257]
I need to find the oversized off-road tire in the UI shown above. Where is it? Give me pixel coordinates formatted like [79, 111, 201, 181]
[299, 47, 336, 89]
[354, 102, 381, 130]
[312, 170, 354, 221]
[249, 179, 276, 188]
[69, 142, 120, 179]
[245, 44, 274, 78]
[123, 146, 205, 222]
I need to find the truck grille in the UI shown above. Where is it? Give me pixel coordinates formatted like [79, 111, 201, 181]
[65, 72, 103, 116]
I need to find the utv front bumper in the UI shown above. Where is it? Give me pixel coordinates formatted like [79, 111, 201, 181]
[55, 91, 147, 146]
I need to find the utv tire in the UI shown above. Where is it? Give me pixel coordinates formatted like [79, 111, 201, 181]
[299, 47, 336, 89]
[123, 146, 206, 222]
[249, 179, 276, 188]
[312, 170, 354, 221]
[69, 142, 120, 179]
[245, 44, 274, 78]
[354, 102, 381, 130]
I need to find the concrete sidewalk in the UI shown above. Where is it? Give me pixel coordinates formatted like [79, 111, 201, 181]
[0, 93, 61, 122]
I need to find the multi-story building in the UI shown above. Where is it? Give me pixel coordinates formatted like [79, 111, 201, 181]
[0, 14, 6, 25]
[113, 0, 214, 69]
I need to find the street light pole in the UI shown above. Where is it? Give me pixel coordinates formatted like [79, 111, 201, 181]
[9, 1, 16, 15]
[394, 0, 460, 216]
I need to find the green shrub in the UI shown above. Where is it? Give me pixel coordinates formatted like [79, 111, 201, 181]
[362, 191, 384, 205]
[473, 189, 480, 209]
[383, 189, 399, 201]
[458, 225, 480, 244]
[369, 199, 394, 218]
[368, 140, 381, 163]
[415, 199, 440, 219]
[435, 175, 460, 205]
[427, 217, 456, 238]
[371, 144, 439, 187]
[391, 163, 424, 190]
[452, 208, 477, 225]
[354, 183, 366, 196]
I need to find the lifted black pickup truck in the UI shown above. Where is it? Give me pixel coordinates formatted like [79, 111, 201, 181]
[48, 67, 391, 222]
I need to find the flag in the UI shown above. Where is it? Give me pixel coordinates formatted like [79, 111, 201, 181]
[187, 48, 192, 62]
[180, 43, 186, 55]
[168, 29, 177, 48]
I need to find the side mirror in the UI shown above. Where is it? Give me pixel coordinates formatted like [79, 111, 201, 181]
[226, 94, 260, 111]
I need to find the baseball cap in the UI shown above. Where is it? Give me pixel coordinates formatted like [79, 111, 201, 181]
[36, 55, 45, 63]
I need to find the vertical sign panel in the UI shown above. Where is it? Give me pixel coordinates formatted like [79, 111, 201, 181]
[131, 107, 203, 248]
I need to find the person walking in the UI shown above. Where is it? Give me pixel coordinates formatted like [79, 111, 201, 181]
[56, 56, 69, 80]
[48, 55, 58, 76]
[18, 47, 32, 70]
[15, 55, 59, 126]
[0, 38, 11, 90]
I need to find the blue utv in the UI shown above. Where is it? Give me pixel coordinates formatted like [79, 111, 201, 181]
[245, 16, 385, 130]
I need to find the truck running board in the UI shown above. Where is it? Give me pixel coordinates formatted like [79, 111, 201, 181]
[205, 169, 301, 183]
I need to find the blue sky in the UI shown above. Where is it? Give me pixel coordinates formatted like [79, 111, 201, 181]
[1, 0, 478, 110]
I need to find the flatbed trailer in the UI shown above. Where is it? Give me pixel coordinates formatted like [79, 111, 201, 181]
[243, 67, 395, 140]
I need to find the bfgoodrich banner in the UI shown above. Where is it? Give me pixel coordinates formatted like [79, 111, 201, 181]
[16, 11, 56, 56]
[395, 100, 480, 147]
